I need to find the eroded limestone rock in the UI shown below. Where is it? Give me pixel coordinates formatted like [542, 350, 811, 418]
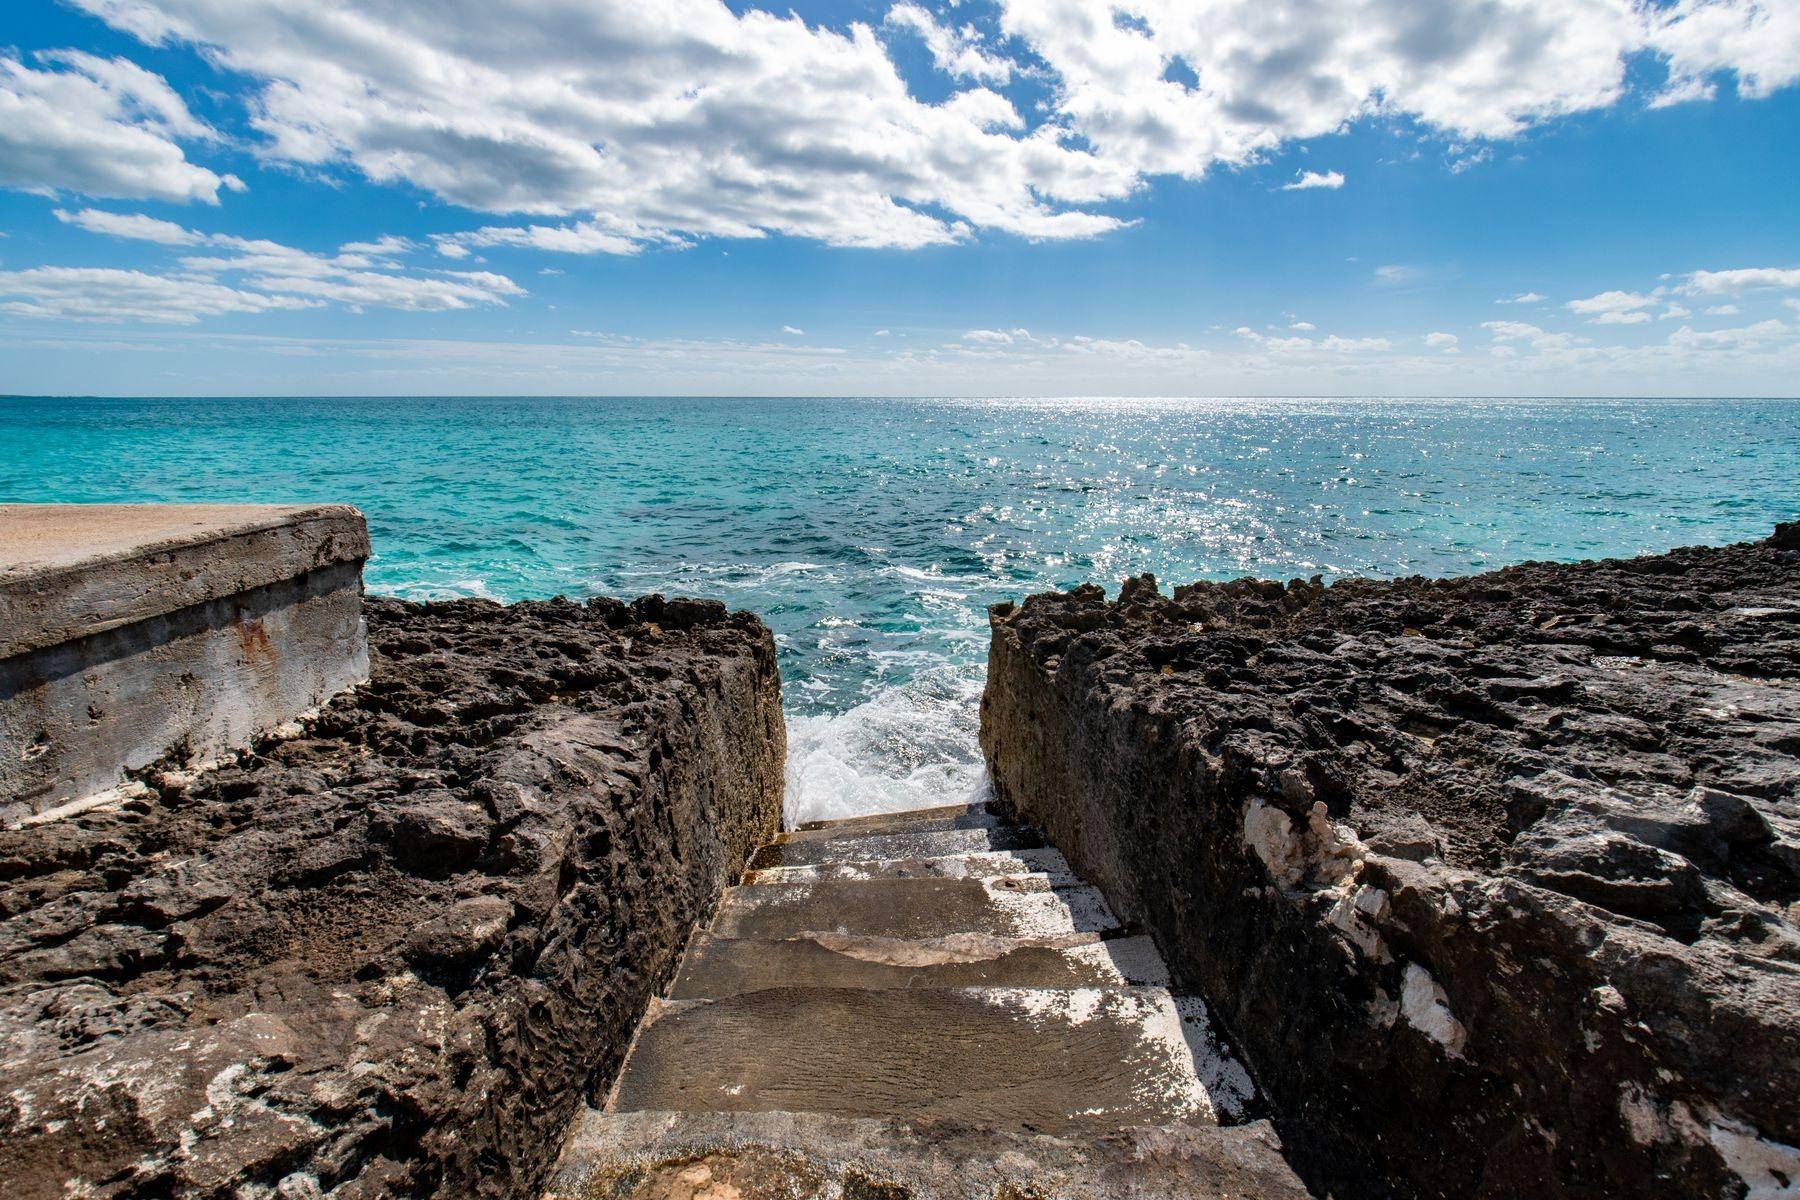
[0, 594, 784, 1200]
[982, 525, 1800, 1200]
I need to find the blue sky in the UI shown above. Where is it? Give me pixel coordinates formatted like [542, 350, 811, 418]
[2, 0, 1798, 395]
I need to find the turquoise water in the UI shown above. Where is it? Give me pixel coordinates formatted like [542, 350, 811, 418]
[3, 396, 1794, 822]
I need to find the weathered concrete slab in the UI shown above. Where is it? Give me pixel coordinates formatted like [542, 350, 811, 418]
[745, 844, 1078, 886]
[747, 822, 1044, 869]
[670, 931, 1170, 997]
[784, 803, 1009, 841]
[796, 799, 999, 832]
[608, 985, 1255, 1132]
[1, 504, 370, 820]
[713, 874, 1119, 941]
[549, 1109, 1315, 1200]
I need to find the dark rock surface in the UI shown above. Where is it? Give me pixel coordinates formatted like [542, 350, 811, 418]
[0, 594, 785, 1200]
[981, 526, 1800, 1200]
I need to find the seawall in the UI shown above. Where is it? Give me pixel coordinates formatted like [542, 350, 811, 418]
[0, 576, 784, 1197]
[981, 527, 1799, 1199]
[1, 503, 370, 823]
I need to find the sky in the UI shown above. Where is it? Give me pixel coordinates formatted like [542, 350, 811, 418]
[1, 0, 1798, 396]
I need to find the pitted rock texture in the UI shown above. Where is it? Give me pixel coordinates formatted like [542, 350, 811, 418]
[0, 594, 784, 1200]
[981, 526, 1800, 1200]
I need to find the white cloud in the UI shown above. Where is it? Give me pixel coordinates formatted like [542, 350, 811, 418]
[64, 0, 1800, 254]
[1496, 292, 1547, 304]
[1281, 169, 1345, 191]
[998, 0, 1642, 184]
[1566, 289, 1662, 319]
[54, 206, 203, 245]
[339, 235, 417, 256]
[1659, 303, 1691, 319]
[72, 0, 1121, 250]
[1233, 326, 1391, 352]
[1481, 319, 1588, 351]
[1425, 331, 1460, 350]
[873, 328, 891, 336]
[782, 324, 805, 335]
[1706, 303, 1740, 315]
[963, 327, 1032, 344]
[435, 220, 668, 258]
[1647, 0, 1800, 106]
[0, 266, 316, 323]
[0, 50, 239, 204]
[1290, 321, 1316, 331]
[885, 3, 1013, 84]
[1682, 266, 1800, 294]
[29, 210, 524, 317]
[1665, 318, 1790, 349]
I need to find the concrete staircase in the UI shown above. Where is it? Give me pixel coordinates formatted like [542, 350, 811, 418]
[546, 802, 1311, 1199]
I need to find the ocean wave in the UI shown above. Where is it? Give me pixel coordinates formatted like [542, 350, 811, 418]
[783, 663, 992, 827]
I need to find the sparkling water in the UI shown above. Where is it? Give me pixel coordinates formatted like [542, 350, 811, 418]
[4, 396, 1794, 824]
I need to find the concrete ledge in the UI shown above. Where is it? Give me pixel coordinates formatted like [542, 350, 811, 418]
[0, 503, 369, 657]
[2, 504, 370, 821]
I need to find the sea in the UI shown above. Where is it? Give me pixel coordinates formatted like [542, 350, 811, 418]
[3, 395, 1794, 825]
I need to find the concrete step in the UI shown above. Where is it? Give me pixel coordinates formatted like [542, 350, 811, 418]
[747, 823, 1045, 870]
[795, 800, 1004, 834]
[710, 874, 1120, 941]
[548, 1109, 1314, 1199]
[745, 844, 1078, 886]
[669, 931, 1170, 998]
[606, 985, 1255, 1134]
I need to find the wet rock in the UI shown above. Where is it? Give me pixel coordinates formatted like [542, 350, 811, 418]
[0, 593, 784, 1200]
[982, 526, 1800, 1200]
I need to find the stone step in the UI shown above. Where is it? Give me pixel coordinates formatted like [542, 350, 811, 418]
[747, 823, 1044, 870]
[745, 844, 1078, 886]
[710, 874, 1120, 941]
[606, 985, 1254, 1134]
[795, 800, 1002, 834]
[669, 931, 1170, 998]
[548, 1109, 1314, 1200]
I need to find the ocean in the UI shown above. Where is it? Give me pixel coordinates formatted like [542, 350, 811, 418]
[3, 395, 1794, 824]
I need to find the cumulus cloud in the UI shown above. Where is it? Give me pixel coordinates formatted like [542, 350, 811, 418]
[1425, 331, 1460, 350]
[1281, 170, 1344, 191]
[1682, 266, 1800, 293]
[782, 324, 805, 335]
[1566, 289, 1662, 321]
[70, 0, 1121, 250]
[1497, 292, 1547, 304]
[1706, 303, 1740, 315]
[59, 0, 1800, 252]
[1647, 0, 1800, 106]
[0, 50, 239, 203]
[885, 3, 1013, 84]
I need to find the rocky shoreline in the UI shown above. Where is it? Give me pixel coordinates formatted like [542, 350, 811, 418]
[0, 594, 785, 1200]
[982, 526, 1799, 1200]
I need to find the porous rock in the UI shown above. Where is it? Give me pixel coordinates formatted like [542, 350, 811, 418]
[982, 525, 1800, 1200]
[0, 593, 784, 1200]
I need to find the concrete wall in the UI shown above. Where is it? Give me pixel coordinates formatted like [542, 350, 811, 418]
[2, 504, 369, 824]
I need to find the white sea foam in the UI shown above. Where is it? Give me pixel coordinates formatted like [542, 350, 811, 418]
[783, 663, 991, 826]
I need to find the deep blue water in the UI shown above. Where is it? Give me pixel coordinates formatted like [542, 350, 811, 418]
[3, 395, 1794, 821]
